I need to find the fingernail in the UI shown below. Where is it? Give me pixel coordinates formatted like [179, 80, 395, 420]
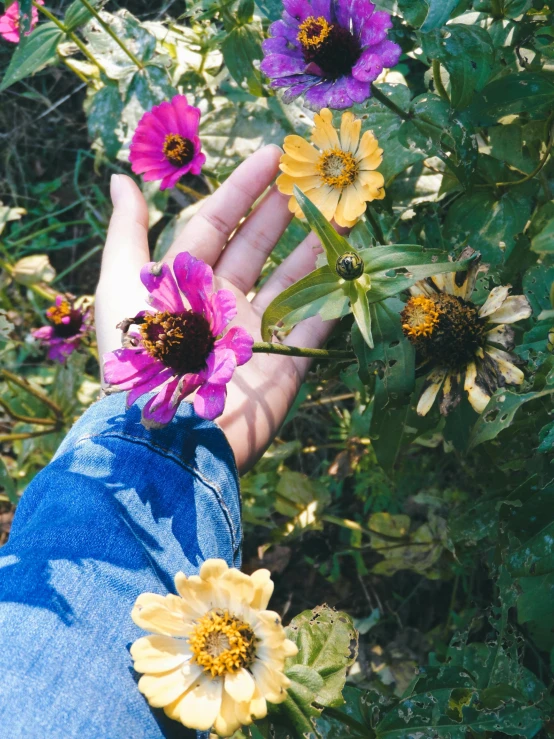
[110, 174, 123, 206]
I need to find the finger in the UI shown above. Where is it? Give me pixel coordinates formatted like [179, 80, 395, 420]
[95, 174, 150, 360]
[164, 145, 282, 265]
[285, 314, 338, 378]
[252, 231, 323, 312]
[214, 185, 293, 293]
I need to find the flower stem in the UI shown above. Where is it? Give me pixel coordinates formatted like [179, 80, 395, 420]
[75, 0, 144, 70]
[365, 206, 387, 245]
[32, 1, 106, 73]
[370, 83, 411, 121]
[175, 182, 206, 200]
[252, 342, 353, 359]
[432, 59, 449, 101]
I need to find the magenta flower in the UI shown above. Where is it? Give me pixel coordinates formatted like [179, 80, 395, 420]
[103, 253, 254, 426]
[129, 95, 206, 191]
[260, 0, 401, 110]
[0, 0, 42, 43]
[32, 296, 91, 363]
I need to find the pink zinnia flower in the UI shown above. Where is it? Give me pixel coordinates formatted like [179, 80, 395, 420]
[129, 95, 206, 191]
[103, 253, 254, 426]
[0, 0, 42, 43]
[32, 295, 91, 363]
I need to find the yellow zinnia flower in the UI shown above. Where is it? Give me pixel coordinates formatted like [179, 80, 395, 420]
[277, 108, 385, 228]
[130, 559, 298, 737]
[401, 248, 532, 416]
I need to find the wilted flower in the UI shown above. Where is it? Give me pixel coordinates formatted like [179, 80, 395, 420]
[131, 559, 298, 736]
[32, 295, 91, 363]
[129, 95, 206, 191]
[0, 0, 42, 43]
[260, 0, 401, 110]
[103, 253, 253, 426]
[277, 108, 384, 228]
[12, 254, 55, 286]
[401, 248, 532, 416]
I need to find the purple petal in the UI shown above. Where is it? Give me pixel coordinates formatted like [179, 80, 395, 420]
[262, 37, 302, 55]
[215, 326, 254, 366]
[346, 75, 371, 103]
[304, 80, 335, 109]
[352, 50, 384, 82]
[103, 348, 163, 389]
[260, 54, 307, 78]
[126, 367, 175, 407]
[268, 20, 300, 42]
[311, 0, 331, 20]
[173, 251, 214, 316]
[282, 78, 319, 103]
[370, 38, 401, 67]
[359, 10, 392, 47]
[209, 289, 237, 336]
[282, 0, 312, 21]
[203, 347, 237, 386]
[142, 377, 183, 426]
[194, 383, 227, 421]
[32, 326, 54, 340]
[140, 262, 185, 313]
[326, 77, 355, 108]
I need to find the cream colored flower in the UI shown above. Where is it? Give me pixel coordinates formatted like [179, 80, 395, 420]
[130, 559, 298, 737]
[277, 108, 385, 228]
[401, 248, 532, 416]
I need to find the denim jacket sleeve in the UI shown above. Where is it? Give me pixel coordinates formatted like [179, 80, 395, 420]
[0, 393, 242, 739]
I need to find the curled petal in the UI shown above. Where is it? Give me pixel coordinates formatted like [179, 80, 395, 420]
[173, 251, 214, 315]
[215, 326, 254, 366]
[140, 261, 185, 313]
[209, 289, 237, 336]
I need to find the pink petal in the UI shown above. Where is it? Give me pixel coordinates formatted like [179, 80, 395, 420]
[126, 367, 175, 407]
[153, 101, 179, 133]
[215, 326, 254, 366]
[172, 96, 201, 139]
[103, 348, 162, 389]
[48, 339, 79, 363]
[173, 252, 214, 316]
[32, 326, 54, 340]
[203, 347, 237, 386]
[208, 289, 237, 336]
[140, 261, 185, 313]
[189, 152, 206, 176]
[194, 383, 227, 420]
[142, 377, 183, 425]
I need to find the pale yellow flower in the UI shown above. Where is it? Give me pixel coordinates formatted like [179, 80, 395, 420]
[130, 559, 298, 737]
[401, 248, 532, 416]
[277, 108, 385, 228]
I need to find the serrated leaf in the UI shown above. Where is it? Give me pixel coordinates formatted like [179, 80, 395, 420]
[0, 22, 64, 91]
[293, 187, 353, 267]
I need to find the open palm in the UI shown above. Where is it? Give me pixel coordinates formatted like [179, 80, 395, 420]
[95, 145, 333, 473]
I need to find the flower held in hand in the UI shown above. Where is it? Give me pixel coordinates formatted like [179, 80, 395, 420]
[103, 253, 253, 426]
[260, 0, 401, 110]
[277, 108, 384, 228]
[129, 95, 206, 191]
[32, 295, 91, 363]
[131, 559, 298, 736]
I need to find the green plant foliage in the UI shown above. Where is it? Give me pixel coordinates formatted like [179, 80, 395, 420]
[0, 22, 65, 91]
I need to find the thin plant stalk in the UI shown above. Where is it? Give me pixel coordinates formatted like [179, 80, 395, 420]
[75, 0, 144, 70]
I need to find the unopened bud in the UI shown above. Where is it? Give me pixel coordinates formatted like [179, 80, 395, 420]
[13, 254, 56, 286]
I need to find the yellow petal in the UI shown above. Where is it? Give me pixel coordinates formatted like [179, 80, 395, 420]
[356, 130, 379, 159]
[288, 194, 304, 217]
[486, 295, 532, 324]
[276, 172, 322, 195]
[213, 692, 243, 737]
[225, 667, 256, 703]
[220, 567, 255, 605]
[358, 150, 383, 171]
[279, 154, 319, 177]
[358, 171, 385, 199]
[464, 361, 491, 413]
[485, 324, 515, 350]
[479, 285, 511, 318]
[340, 183, 367, 223]
[178, 675, 223, 731]
[417, 368, 447, 416]
[485, 346, 524, 385]
[252, 661, 289, 704]
[283, 639, 299, 657]
[139, 662, 202, 708]
[340, 111, 362, 153]
[307, 185, 341, 221]
[131, 635, 191, 674]
[199, 559, 228, 581]
[236, 687, 268, 723]
[311, 108, 340, 150]
[334, 194, 359, 229]
[282, 135, 320, 162]
[131, 596, 192, 636]
[250, 569, 274, 610]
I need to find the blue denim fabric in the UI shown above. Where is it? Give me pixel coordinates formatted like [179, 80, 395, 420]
[0, 393, 241, 738]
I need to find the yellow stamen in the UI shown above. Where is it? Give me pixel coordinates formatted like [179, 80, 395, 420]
[402, 295, 441, 338]
[188, 610, 256, 678]
[46, 300, 72, 325]
[297, 16, 333, 48]
[163, 133, 193, 167]
[317, 148, 358, 189]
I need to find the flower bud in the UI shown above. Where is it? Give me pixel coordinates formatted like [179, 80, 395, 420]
[13, 254, 55, 286]
[335, 252, 364, 281]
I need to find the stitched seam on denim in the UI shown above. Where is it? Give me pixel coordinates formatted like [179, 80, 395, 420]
[68, 431, 239, 551]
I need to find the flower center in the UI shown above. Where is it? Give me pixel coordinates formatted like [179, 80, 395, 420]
[163, 134, 194, 168]
[318, 149, 358, 189]
[297, 16, 361, 79]
[188, 609, 257, 678]
[139, 310, 215, 374]
[46, 300, 83, 339]
[401, 293, 486, 369]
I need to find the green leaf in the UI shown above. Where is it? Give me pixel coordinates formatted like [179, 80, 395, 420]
[349, 282, 373, 348]
[472, 72, 554, 124]
[421, 25, 494, 110]
[221, 22, 265, 97]
[64, 0, 99, 31]
[85, 83, 124, 159]
[255, 0, 282, 20]
[0, 22, 64, 92]
[397, 0, 464, 30]
[0, 457, 18, 505]
[529, 201, 554, 254]
[260, 267, 344, 341]
[268, 664, 324, 736]
[314, 686, 377, 738]
[293, 187, 354, 267]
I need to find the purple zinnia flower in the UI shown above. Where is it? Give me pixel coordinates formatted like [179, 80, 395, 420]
[103, 253, 254, 427]
[129, 95, 206, 191]
[32, 295, 91, 363]
[260, 0, 401, 110]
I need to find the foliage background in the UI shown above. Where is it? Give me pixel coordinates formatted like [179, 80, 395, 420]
[1, 0, 554, 736]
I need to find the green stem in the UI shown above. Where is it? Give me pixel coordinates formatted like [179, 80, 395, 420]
[0, 398, 56, 427]
[370, 83, 411, 121]
[75, 0, 144, 70]
[365, 206, 387, 245]
[0, 369, 64, 418]
[252, 342, 353, 359]
[175, 182, 206, 201]
[495, 111, 554, 188]
[7, 219, 88, 248]
[432, 59, 449, 101]
[32, 1, 106, 73]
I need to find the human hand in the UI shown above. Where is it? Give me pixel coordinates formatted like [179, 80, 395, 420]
[95, 145, 333, 474]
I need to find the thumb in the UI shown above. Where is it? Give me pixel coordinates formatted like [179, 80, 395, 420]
[95, 174, 151, 361]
